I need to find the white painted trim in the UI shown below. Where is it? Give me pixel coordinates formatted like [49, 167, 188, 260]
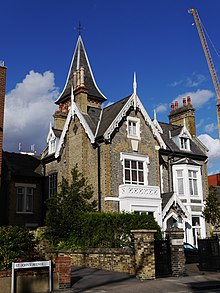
[103, 94, 166, 149]
[55, 102, 95, 158]
[120, 152, 149, 185]
[127, 116, 140, 140]
[15, 183, 36, 188]
[55, 108, 72, 158]
[162, 192, 190, 220]
[104, 197, 120, 201]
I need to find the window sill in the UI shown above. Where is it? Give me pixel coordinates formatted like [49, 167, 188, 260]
[16, 212, 33, 215]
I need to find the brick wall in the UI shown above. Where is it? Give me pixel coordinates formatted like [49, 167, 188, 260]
[0, 64, 7, 182]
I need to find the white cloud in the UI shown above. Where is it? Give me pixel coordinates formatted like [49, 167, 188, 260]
[3, 70, 58, 154]
[155, 103, 167, 113]
[198, 134, 220, 174]
[186, 74, 206, 88]
[196, 119, 204, 129]
[169, 80, 183, 87]
[173, 89, 215, 109]
[205, 123, 217, 133]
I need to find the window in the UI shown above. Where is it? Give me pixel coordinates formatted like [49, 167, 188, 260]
[128, 120, 137, 136]
[127, 117, 140, 139]
[124, 159, 144, 185]
[121, 153, 149, 185]
[180, 137, 190, 151]
[49, 173, 57, 198]
[188, 170, 198, 196]
[16, 186, 33, 213]
[176, 170, 184, 195]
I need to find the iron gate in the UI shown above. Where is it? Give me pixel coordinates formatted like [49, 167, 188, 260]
[198, 238, 220, 270]
[154, 239, 172, 278]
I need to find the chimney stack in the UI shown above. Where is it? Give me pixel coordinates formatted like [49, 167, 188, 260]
[0, 61, 7, 185]
[168, 96, 196, 136]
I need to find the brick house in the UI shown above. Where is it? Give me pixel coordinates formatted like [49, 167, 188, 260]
[0, 61, 7, 188]
[42, 36, 209, 246]
[1, 151, 44, 227]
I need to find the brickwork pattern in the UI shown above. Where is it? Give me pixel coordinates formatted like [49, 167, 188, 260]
[0, 65, 7, 179]
[166, 228, 186, 277]
[55, 255, 71, 289]
[58, 248, 135, 275]
[131, 229, 156, 280]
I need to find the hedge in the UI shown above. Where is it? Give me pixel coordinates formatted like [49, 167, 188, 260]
[59, 212, 161, 249]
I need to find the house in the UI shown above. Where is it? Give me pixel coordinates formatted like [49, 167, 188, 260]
[0, 61, 7, 188]
[0, 151, 44, 227]
[42, 35, 209, 247]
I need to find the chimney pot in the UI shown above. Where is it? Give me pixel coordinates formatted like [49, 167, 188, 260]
[183, 98, 186, 106]
[175, 101, 178, 109]
[171, 103, 174, 111]
[187, 96, 191, 105]
[59, 103, 63, 112]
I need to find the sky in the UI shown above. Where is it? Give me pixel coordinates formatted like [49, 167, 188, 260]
[1, 0, 220, 175]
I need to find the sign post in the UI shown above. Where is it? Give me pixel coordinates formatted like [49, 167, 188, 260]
[11, 260, 52, 293]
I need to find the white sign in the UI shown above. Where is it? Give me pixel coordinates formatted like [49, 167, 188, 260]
[14, 260, 50, 269]
[11, 260, 52, 293]
[171, 239, 183, 246]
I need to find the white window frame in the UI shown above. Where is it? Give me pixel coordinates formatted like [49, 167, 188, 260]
[172, 164, 202, 200]
[179, 136, 190, 151]
[127, 117, 140, 140]
[15, 183, 36, 214]
[188, 170, 199, 196]
[120, 153, 149, 185]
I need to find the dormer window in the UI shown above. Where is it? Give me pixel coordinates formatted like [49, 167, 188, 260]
[180, 136, 190, 151]
[127, 117, 140, 139]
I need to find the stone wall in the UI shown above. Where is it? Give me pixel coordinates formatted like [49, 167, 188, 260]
[58, 248, 135, 275]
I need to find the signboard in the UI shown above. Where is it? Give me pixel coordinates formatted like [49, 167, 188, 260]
[171, 239, 184, 246]
[11, 260, 52, 293]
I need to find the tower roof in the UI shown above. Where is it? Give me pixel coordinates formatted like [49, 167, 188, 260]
[55, 36, 107, 105]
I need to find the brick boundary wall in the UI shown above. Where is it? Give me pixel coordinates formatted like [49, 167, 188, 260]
[55, 256, 72, 289]
[166, 227, 186, 277]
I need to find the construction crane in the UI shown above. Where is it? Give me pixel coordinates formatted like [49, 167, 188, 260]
[189, 8, 220, 139]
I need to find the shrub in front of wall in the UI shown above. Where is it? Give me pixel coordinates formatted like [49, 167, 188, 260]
[0, 226, 37, 270]
[65, 212, 161, 249]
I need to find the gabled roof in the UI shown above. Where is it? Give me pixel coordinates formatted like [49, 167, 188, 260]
[159, 122, 206, 157]
[97, 96, 131, 138]
[55, 36, 106, 105]
[3, 152, 42, 178]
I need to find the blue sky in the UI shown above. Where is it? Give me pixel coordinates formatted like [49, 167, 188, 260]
[1, 0, 220, 174]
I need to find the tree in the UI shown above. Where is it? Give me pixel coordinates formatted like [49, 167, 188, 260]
[203, 186, 220, 237]
[45, 165, 97, 244]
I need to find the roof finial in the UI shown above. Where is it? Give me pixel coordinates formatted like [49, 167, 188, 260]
[133, 72, 137, 96]
[133, 72, 137, 111]
[154, 109, 157, 121]
[75, 21, 84, 36]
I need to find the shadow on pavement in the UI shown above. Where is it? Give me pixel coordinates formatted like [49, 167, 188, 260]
[71, 267, 136, 292]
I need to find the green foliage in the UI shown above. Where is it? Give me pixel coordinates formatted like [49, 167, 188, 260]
[63, 212, 161, 249]
[45, 165, 97, 244]
[0, 226, 37, 270]
[203, 186, 220, 237]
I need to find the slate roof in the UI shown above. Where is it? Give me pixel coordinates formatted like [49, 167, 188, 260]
[56, 36, 106, 105]
[3, 152, 42, 177]
[162, 192, 173, 209]
[159, 122, 206, 157]
[97, 96, 131, 138]
[53, 128, 62, 138]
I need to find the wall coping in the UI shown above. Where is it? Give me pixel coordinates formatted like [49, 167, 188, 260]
[131, 229, 157, 233]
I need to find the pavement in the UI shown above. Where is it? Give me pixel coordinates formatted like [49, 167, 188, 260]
[52, 263, 220, 293]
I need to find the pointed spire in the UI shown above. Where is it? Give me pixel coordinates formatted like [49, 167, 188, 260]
[133, 72, 137, 111]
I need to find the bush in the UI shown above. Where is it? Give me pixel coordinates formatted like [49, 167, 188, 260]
[45, 165, 97, 245]
[0, 226, 37, 270]
[62, 212, 161, 249]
